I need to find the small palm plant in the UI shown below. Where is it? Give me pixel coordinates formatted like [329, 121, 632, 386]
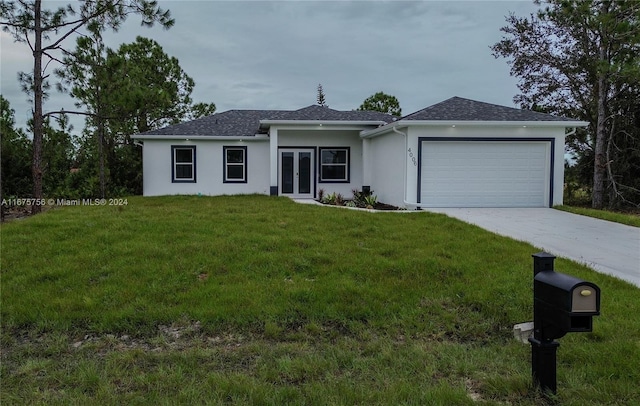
[322, 192, 337, 205]
[352, 189, 376, 208]
[364, 194, 377, 208]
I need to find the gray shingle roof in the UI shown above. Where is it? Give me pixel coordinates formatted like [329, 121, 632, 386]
[402, 97, 577, 122]
[136, 97, 579, 137]
[138, 105, 395, 137]
[139, 110, 286, 136]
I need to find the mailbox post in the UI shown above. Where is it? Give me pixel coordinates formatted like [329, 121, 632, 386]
[529, 252, 600, 395]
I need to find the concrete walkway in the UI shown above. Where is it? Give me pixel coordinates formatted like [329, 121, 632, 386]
[426, 208, 640, 288]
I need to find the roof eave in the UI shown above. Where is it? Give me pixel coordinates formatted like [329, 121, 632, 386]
[360, 120, 589, 138]
[131, 134, 270, 140]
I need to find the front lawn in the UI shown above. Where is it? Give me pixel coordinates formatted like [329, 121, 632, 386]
[1, 195, 638, 405]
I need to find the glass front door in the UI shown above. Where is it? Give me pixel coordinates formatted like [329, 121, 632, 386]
[279, 149, 314, 198]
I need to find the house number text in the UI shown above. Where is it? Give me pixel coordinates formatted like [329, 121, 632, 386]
[408, 148, 417, 167]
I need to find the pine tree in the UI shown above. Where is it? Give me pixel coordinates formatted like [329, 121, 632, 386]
[317, 84, 327, 107]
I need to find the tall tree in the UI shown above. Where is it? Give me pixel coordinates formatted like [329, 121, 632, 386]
[57, 30, 111, 197]
[58, 35, 204, 197]
[104, 36, 197, 196]
[317, 83, 327, 107]
[1, 95, 32, 220]
[40, 114, 76, 197]
[0, 0, 173, 213]
[358, 91, 402, 117]
[491, 0, 640, 209]
[105, 36, 195, 134]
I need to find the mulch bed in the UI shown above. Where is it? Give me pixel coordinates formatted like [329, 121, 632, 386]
[316, 200, 402, 211]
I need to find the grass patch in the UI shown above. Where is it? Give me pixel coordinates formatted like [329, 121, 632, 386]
[2, 195, 639, 404]
[555, 205, 640, 227]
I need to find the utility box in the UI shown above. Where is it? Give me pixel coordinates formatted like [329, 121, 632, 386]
[534, 271, 600, 335]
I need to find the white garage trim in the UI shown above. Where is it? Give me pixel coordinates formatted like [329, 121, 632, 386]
[418, 137, 555, 208]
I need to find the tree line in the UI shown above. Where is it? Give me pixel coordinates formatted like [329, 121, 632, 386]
[1, 0, 215, 219]
[0, 34, 215, 205]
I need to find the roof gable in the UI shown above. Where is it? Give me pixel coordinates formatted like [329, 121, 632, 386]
[402, 97, 577, 122]
[273, 105, 396, 122]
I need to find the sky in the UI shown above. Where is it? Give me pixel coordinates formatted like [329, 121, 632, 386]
[0, 0, 541, 135]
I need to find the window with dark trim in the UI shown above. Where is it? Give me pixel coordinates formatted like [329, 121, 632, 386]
[319, 147, 350, 182]
[224, 146, 247, 183]
[172, 145, 196, 183]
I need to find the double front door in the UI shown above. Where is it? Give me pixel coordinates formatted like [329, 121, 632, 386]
[279, 149, 314, 198]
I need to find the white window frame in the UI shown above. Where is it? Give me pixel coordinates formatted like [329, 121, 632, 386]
[172, 145, 196, 183]
[224, 146, 247, 183]
[319, 147, 349, 183]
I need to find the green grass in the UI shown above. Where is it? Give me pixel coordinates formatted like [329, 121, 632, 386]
[2, 195, 639, 405]
[555, 205, 640, 227]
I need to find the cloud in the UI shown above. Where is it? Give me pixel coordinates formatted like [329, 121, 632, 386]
[0, 0, 539, 133]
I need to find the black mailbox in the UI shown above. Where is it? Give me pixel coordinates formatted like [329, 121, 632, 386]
[534, 271, 600, 338]
[529, 252, 601, 395]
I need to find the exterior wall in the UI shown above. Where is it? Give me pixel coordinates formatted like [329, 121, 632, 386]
[142, 139, 270, 196]
[404, 125, 566, 207]
[277, 129, 365, 198]
[141, 124, 567, 207]
[367, 130, 406, 208]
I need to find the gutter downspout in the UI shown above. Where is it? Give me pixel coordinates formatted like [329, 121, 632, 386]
[392, 127, 430, 209]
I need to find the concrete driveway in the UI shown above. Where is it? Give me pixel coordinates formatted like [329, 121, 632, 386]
[426, 208, 640, 287]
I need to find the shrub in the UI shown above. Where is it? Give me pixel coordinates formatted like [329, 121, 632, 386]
[322, 192, 337, 205]
[364, 194, 377, 207]
[351, 189, 375, 208]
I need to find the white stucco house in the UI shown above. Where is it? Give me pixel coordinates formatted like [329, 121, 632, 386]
[131, 97, 588, 208]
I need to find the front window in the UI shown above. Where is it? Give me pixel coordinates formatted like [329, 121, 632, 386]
[224, 146, 247, 183]
[172, 146, 196, 183]
[319, 147, 349, 182]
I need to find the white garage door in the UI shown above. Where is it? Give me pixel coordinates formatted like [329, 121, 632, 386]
[420, 140, 550, 207]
